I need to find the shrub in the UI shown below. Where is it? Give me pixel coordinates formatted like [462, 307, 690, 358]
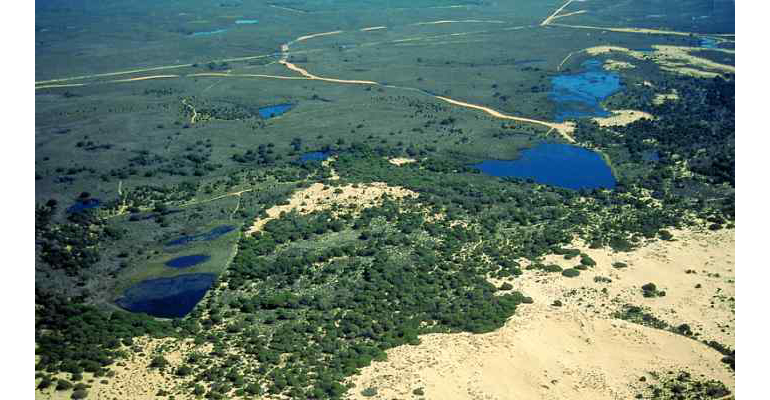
[361, 387, 378, 397]
[612, 261, 628, 268]
[641, 283, 657, 292]
[71, 389, 88, 399]
[552, 300, 563, 307]
[580, 255, 596, 267]
[413, 387, 425, 395]
[594, 276, 612, 283]
[499, 282, 513, 291]
[56, 380, 73, 391]
[561, 268, 580, 278]
[149, 356, 168, 369]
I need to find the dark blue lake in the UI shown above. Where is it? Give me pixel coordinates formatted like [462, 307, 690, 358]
[115, 273, 216, 318]
[300, 151, 330, 162]
[165, 254, 211, 269]
[258, 104, 294, 119]
[66, 198, 101, 213]
[167, 225, 235, 246]
[550, 59, 623, 122]
[471, 143, 616, 190]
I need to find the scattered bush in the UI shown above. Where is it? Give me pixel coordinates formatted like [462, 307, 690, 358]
[561, 268, 580, 278]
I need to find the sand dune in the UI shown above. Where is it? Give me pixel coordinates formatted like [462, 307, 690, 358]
[346, 228, 735, 400]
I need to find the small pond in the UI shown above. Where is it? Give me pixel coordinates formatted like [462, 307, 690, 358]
[699, 37, 719, 49]
[165, 254, 211, 269]
[67, 198, 101, 213]
[471, 143, 616, 190]
[166, 225, 235, 246]
[258, 103, 294, 119]
[115, 273, 216, 318]
[300, 151, 331, 162]
[550, 59, 623, 122]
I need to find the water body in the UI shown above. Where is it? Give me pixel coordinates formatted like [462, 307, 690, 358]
[190, 28, 228, 37]
[115, 273, 216, 318]
[258, 103, 294, 119]
[471, 143, 616, 190]
[235, 20, 258, 24]
[166, 225, 235, 246]
[300, 151, 331, 162]
[165, 254, 211, 269]
[699, 37, 719, 49]
[66, 198, 101, 213]
[550, 59, 623, 122]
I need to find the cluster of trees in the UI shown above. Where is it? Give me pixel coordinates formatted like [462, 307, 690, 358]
[35, 290, 175, 377]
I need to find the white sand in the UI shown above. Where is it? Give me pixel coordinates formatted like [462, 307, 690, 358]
[346, 228, 735, 400]
[388, 157, 417, 166]
[592, 109, 653, 127]
[247, 182, 418, 234]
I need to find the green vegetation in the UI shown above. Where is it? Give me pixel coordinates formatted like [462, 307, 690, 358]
[35, 0, 735, 398]
[635, 371, 730, 399]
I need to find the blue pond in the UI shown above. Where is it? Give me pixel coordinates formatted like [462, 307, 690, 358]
[167, 225, 235, 246]
[190, 28, 228, 37]
[165, 254, 211, 269]
[235, 19, 258, 24]
[550, 59, 623, 122]
[699, 37, 718, 49]
[300, 151, 331, 162]
[258, 103, 293, 119]
[471, 143, 616, 190]
[116, 273, 216, 318]
[67, 198, 101, 213]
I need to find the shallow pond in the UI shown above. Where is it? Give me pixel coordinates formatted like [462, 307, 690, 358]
[165, 254, 211, 269]
[66, 198, 101, 213]
[115, 273, 216, 318]
[550, 59, 623, 122]
[166, 225, 235, 246]
[471, 143, 616, 190]
[258, 103, 293, 119]
[699, 37, 719, 49]
[300, 151, 331, 162]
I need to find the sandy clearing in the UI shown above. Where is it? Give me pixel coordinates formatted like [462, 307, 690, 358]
[346, 228, 735, 400]
[388, 157, 417, 166]
[592, 109, 653, 127]
[35, 336, 210, 400]
[603, 59, 635, 70]
[583, 45, 734, 78]
[246, 182, 418, 234]
[653, 89, 680, 105]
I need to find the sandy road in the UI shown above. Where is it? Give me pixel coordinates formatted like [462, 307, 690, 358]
[540, 0, 575, 26]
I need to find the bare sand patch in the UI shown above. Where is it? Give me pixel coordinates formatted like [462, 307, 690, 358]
[654, 89, 679, 105]
[36, 336, 210, 400]
[603, 59, 635, 70]
[592, 109, 653, 127]
[345, 229, 735, 400]
[388, 157, 417, 166]
[247, 182, 418, 234]
[584, 45, 734, 78]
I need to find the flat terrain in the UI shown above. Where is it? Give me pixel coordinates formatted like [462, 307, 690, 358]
[35, 1, 735, 399]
